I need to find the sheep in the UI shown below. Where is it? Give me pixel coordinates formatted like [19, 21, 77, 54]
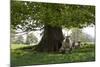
[59, 36, 72, 53]
[72, 40, 81, 49]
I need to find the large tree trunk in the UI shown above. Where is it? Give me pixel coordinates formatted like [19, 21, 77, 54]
[36, 25, 64, 52]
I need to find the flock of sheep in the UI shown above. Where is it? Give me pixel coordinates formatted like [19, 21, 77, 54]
[59, 36, 81, 53]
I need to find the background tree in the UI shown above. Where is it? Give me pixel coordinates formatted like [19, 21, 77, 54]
[70, 28, 94, 42]
[70, 28, 83, 42]
[11, 1, 95, 52]
[26, 32, 38, 45]
[15, 35, 24, 44]
[11, 29, 17, 44]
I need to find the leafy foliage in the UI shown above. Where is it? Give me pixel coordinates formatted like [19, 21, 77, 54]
[11, 1, 95, 32]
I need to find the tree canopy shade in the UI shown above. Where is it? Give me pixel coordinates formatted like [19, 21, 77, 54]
[11, 1, 95, 32]
[11, 1, 95, 52]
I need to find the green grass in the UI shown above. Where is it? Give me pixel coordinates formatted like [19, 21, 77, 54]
[11, 44, 30, 49]
[11, 44, 95, 67]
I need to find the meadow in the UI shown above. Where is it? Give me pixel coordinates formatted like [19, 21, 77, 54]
[11, 44, 95, 67]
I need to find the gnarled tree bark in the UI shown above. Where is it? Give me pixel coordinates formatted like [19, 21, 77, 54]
[36, 25, 64, 52]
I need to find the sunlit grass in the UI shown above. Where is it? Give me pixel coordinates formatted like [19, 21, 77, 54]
[11, 44, 95, 66]
[11, 44, 31, 49]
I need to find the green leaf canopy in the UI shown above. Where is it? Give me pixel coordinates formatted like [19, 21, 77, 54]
[11, 1, 95, 31]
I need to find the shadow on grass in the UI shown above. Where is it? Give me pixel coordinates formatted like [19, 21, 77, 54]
[11, 44, 95, 67]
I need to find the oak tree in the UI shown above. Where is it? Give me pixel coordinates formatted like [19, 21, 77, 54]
[11, 1, 95, 52]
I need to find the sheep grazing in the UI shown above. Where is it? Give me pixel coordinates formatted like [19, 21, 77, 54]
[59, 36, 72, 53]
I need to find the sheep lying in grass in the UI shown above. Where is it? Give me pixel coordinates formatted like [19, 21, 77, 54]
[59, 36, 72, 53]
[59, 36, 81, 54]
[72, 41, 81, 49]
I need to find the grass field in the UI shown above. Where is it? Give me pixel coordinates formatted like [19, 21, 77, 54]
[11, 44, 95, 67]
